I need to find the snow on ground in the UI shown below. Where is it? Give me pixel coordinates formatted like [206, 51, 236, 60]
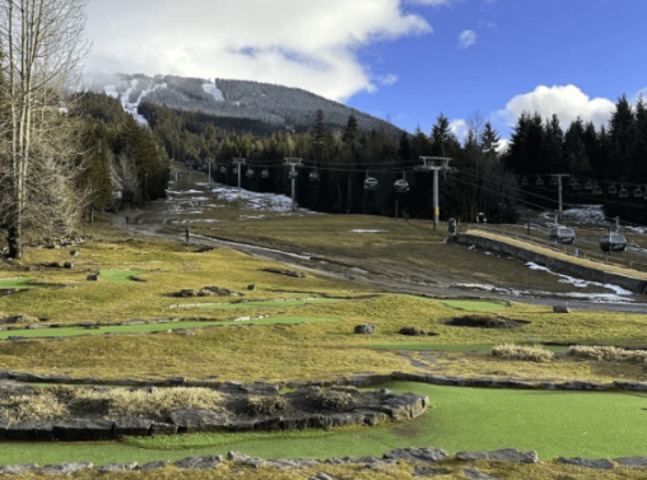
[209, 184, 307, 212]
[525, 261, 633, 302]
[351, 229, 387, 233]
[105, 79, 167, 126]
[202, 83, 225, 102]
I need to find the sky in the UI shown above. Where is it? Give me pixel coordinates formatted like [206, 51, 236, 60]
[83, 0, 647, 142]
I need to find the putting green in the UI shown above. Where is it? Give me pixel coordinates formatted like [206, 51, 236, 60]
[0, 278, 60, 290]
[1, 382, 646, 466]
[439, 299, 509, 312]
[99, 270, 146, 282]
[0, 316, 340, 340]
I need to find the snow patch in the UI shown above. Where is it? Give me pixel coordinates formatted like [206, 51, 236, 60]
[351, 229, 386, 233]
[202, 83, 225, 102]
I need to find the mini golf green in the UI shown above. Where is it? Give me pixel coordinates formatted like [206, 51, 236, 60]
[1, 382, 645, 466]
[439, 299, 510, 312]
[0, 316, 341, 340]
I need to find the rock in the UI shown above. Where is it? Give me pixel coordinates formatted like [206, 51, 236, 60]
[463, 468, 501, 480]
[399, 326, 429, 336]
[0, 464, 38, 475]
[113, 416, 153, 436]
[40, 462, 93, 475]
[384, 447, 448, 463]
[354, 323, 376, 334]
[227, 451, 266, 468]
[553, 305, 570, 313]
[63, 262, 73, 269]
[309, 473, 336, 480]
[51, 418, 115, 441]
[174, 455, 223, 469]
[138, 460, 168, 471]
[455, 449, 539, 464]
[614, 456, 647, 467]
[167, 409, 229, 432]
[413, 466, 452, 477]
[556, 457, 614, 469]
[198, 286, 238, 296]
[86, 273, 100, 281]
[69, 250, 78, 256]
[94, 462, 139, 472]
[247, 284, 256, 291]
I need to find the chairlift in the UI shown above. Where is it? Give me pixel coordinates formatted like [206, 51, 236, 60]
[246, 167, 255, 178]
[232, 166, 239, 175]
[394, 173, 409, 193]
[618, 185, 629, 198]
[571, 180, 581, 190]
[633, 186, 643, 198]
[364, 176, 379, 191]
[219, 165, 227, 175]
[549, 176, 558, 186]
[521, 176, 529, 187]
[309, 170, 320, 182]
[261, 168, 270, 179]
[535, 176, 544, 186]
[289, 170, 299, 180]
[584, 179, 593, 191]
[608, 183, 617, 195]
[592, 184, 602, 195]
[569, 177, 578, 187]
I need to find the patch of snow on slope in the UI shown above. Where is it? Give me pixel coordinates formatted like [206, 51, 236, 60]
[202, 83, 225, 102]
[104, 79, 167, 126]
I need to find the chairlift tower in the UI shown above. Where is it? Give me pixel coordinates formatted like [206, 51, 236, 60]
[416, 156, 453, 230]
[284, 157, 302, 211]
[232, 158, 246, 195]
[550, 173, 570, 219]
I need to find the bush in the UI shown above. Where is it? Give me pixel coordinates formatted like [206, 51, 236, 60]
[492, 344, 554, 363]
[566, 345, 647, 363]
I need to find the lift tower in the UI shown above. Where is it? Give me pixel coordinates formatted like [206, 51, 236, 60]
[415, 156, 453, 230]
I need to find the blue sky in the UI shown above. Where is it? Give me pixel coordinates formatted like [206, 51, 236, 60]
[84, 0, 647, 142]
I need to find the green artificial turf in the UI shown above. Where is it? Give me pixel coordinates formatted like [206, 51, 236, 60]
[439, 299, 510, 312]
[0, 316, 341, 339]
[2, 382, 645, 466]
[99, 270, 146, 282]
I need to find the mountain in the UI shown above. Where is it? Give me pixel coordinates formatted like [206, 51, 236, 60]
[84, 73, 403, 136]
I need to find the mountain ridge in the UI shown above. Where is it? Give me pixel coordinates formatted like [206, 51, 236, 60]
[84, 73, 404, 136]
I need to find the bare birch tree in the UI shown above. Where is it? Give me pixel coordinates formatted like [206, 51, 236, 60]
[0, 0, 88, 258]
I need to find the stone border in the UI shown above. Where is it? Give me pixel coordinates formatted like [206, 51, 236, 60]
[1, 448, 646, 476]
[2, 369, 646, 393]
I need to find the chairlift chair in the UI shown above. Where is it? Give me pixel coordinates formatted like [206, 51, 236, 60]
[289, 170, 299, 180]
[364, 171, 378, 191]
[246, 167, 255, 178]
[608, 183, 617, 194]
[219, 166, 227, 175]
[618, 185, 629, 198]
[232, 166, 239, 175]
[584, 179, 593, 191]
[592, 184, 602, 195]
[261, 168, 270, 179]
[633, 186, 643, 198]
[394, 173, 409, 193]
[549, 176, 559, 186]
[309, 170, 320, 182]
[521, 177, 529, 186]
[571, 180, 581, 190]
[535, 176, 544, 186]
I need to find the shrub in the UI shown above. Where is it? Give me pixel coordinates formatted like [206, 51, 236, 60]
[566, 345, 647, 363]
[492, 344, 554, 363]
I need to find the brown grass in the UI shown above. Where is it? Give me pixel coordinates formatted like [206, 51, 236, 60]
[567, 345, 647, 363]
[491, 344, 554, 362]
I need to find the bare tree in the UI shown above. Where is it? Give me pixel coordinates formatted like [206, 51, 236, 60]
[0, 0, 88, 258]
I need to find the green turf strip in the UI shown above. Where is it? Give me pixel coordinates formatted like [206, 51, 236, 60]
[99, 270, 146, 282]
[0, 316, 340, 339]
[438, 299, 510, 312]
[185, 298, 341, 310]
[0, 278, 60, 290]
[1, 382, 646, 466]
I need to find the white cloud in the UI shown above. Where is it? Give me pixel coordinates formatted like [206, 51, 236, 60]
[458, 29, 477, 49]
[83, 0, 431, 102]
[406, 0, 460, 5]
[376, 74, 399, 86]
[496, 84, 616, 130]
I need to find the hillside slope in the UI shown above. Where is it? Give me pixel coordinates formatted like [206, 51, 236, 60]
[85, 73, 403, 136]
